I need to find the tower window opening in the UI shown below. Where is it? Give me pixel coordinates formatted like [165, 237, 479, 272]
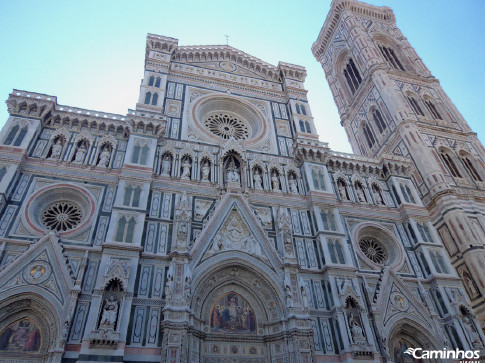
[440, 150, 462, 178]
[362, 123, 375, 148]
[425, 100, 442, 120]
[372, 109, 387, 134]
[407, 96, 425, 117]
[378, 45, 405, 71]
[343, 58, 362, 95]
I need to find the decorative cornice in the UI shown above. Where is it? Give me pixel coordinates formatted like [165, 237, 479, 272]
[312, 0, 395, 60]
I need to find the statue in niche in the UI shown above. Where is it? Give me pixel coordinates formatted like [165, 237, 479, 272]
[289, 174, 298, 193]
[201, 161, 210, 182]
[349, 312, 365, 344]
[184, 275, 192, 301]
[300, 285, 309, 310]
[97, 146, 111, 168]
[337, 179, 349, 200]
[285, 285, 294, 308]
[463, 315, 482, 346]
[161, 154, 172, 176]
[73, 143, 87, 164]
[165, 266, 174, 301]
[181, 157, 191, 180]
[99, 296, 119, 330]
[253, 168, 263, 190]
[271, 172, 280, 191]
[355, 183, 366, 203]
[61, 321, 70, 340]
[48, 139, 63, 160]
[177, 223, 188, 245]
[372, 184, 384, 205]
[226, 159, 240, 184]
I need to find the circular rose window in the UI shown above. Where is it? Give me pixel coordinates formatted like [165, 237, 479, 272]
[359, 237, 388, 264]
[193, 96, 266, 143]
[24, 183, 95, 237]
[41, 201, 83, 232]
[204, 112, 249, 140]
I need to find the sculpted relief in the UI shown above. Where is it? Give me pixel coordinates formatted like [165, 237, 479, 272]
[205, 210, 267, 261]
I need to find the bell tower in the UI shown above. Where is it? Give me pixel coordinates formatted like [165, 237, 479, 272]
[313, 0, 485, 328]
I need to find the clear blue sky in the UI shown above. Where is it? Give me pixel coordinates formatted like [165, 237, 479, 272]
[0, 0, 483, 153]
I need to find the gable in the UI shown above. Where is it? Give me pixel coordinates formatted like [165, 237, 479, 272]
[191, 193, 282, 272]
[0, 232, 75, 309]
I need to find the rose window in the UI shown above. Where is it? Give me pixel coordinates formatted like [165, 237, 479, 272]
[204, 113, 249, 140]
[41, 202, 83, 232]
[359, 237, 387, 264]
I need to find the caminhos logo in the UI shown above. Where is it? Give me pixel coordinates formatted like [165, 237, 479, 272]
[404, 347, 480, 362]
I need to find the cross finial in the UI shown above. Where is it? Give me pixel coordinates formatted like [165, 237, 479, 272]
[225, 35, 229, 45]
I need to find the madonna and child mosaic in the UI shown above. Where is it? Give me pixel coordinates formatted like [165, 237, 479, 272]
[0, 318, 41, 353]
[210, 292, 256, 334]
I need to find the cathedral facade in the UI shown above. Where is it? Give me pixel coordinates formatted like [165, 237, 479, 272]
[0, 0, 484, 362]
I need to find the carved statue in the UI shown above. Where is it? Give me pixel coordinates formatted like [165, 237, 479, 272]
[99, 296, 119, 330]
[463, 315, 482, 347]
[372, 186, 384, 205]
[161, 154, 171, 176]
[285, 285, 294, 308]
[289, 175, 298, 193]
[226, 160, 240, 183]
[73, 144, 87, 164]
[97, 148, 111, 168]
[356, 184, 366, 203]
[181, 158, 191, 180]
[338, 180, 348, 200]
[49, 139, 63, 160]
[62, 321, 70, 339]
[271, 172, 280, 190]
[349, 312, 365, 344]
[201, 161, 210, 182]
[253, 169, 263, 190]
[301, 285, 309, 310]
[184, 276, 192, 301]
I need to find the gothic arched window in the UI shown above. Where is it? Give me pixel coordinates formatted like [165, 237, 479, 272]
[406, 96, 425, 117]
[460, 152, 482, 182]
[123, 185, 141, 207]
[155, 77, 161, 88]
[295, 104, 301, 114]
[301, 104, 307, 115]
[144, 92, 152, 105]
[299, 120, 305, 133]
[343, 58, 362, 95]
[305, 121, 311, 133]
[329, 240, 345, 264]
[115, 216, 136, 243]
[440, 150, 462, 178]
[312, 169, 326, 190]
[151, 93, 158, 106]
[362, 122, 375, 148]
[321, 210, 337, 231]
[4, 125, 19, 145]
[372, 109, 387, 134]
[378, 45, 405, 71]
[424, 99, 442, 120]
[132, 144, 149, 165]
[148, 76, 154, 86]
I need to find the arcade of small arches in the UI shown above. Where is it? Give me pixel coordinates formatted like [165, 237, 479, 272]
[156, 149, 302, 193]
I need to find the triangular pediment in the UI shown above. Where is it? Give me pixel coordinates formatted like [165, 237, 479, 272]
[0, 232, 76, 309]
[191, 193, 282, 271]
[202, 207, 270, 263]
[375, 268, 435, 334]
